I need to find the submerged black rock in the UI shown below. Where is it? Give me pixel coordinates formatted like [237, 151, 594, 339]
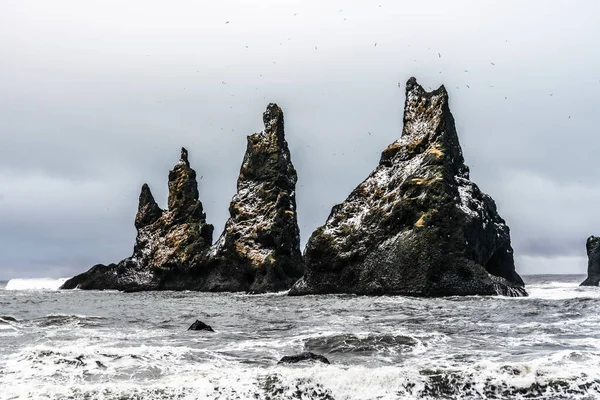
[61, 148, 214, 291]
[188, 320, 214, 332]
[290, 77, 526, 297]
[278, 352, 330, 365]
[580, 236, 600, 286]
[0, 316, 17, 323]
[201, 103, 304, 292]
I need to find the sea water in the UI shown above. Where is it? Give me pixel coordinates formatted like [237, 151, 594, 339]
[1, 275, 599, 399]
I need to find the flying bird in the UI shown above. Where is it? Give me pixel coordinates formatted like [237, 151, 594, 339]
[466, 85, 470, 88]
[225, 21, 229, 24]
[374, 42, 377, 47]
[490, 62, 495, 66]
[438, 53, 441, 58]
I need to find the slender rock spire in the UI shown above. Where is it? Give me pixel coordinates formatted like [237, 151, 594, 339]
[205, 103, 304, 292]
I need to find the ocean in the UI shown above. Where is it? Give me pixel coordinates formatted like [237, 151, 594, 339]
[1, 275, 599, 399]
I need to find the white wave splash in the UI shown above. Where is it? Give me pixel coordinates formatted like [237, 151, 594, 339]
[525, 281, 600, 300]
[5, 278, 70, 291]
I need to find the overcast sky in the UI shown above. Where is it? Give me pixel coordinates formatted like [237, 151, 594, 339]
[1, 0, 599, 280]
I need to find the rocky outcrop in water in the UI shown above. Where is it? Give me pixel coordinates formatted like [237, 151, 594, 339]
[278, 352, 330, 365]
[580, 236, 600, 286]
[290, 77, 526, 297]
[200, 103, 304, 292]
[61, 148, 214, 291]
[188, 320, 214, 331]
[62, 105, 303, 293]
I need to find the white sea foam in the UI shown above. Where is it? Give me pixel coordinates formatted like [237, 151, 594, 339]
[2, 341, 599, 399]
[5, 277, 69, 291]
[525, 281, 600, 300]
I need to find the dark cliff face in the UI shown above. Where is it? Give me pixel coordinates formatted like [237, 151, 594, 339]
[290, 77, 526, 297]
[580, 236, 600, 286]
[61, 148, 214, 290]
[202, 103, 304, 292]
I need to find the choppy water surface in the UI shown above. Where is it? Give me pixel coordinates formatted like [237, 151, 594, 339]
[1, 275, 600, 399]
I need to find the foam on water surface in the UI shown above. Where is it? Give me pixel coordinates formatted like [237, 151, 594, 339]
[1, 274, 600, 399]
[5, 277, 70, 291]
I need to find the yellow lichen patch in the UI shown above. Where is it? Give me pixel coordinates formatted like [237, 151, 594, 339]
[411, 176, 443, 186]
[428, 145, 444, 159]
[414, 209, 438, 228]
[247, 249, 269, 268]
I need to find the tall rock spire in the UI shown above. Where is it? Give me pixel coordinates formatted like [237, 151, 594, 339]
[290, 78, 526, 297]
[204, 103, 304, 292]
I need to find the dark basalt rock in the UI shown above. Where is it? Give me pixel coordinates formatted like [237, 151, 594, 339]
[580, 236, 600, 286]
[0, 316, 17, 323]
[290, 77, 526, 297]
[201, 103, 304, 292]
[187, 320, 214, 332]
[278, 352, 330, 365]
[61, 148, 214, 291]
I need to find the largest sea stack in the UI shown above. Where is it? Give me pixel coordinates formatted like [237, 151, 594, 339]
[290, 77, 527, 297]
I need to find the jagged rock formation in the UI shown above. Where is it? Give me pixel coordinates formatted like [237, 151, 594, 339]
[62, 105, 303, 293]
[188, 320, 214, 331]
[201, 103, 304, 292]
[61, 148, 214, 291]
[580, 236, 600, 286]
[278, 352, 330, 365]
[290, 77, 527, 297]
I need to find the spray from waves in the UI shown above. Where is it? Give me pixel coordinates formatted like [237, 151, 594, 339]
[524, 280, 600, 301]
[5, 278, 70, 291]
[2, 343, 600, 399]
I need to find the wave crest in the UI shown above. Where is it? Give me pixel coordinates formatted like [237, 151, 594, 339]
[5, 278, 70, 291]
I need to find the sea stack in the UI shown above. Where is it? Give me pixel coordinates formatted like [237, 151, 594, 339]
[61, 148, 214, 290]
[202, 103, 304, 292]
[580, 236, 600, 286]
[290, 77, 527, 297]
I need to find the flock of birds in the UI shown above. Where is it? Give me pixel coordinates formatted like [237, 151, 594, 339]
[219, 8, 566, 107]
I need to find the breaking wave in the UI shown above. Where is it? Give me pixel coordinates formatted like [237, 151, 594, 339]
[5, 278, 69, 291]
